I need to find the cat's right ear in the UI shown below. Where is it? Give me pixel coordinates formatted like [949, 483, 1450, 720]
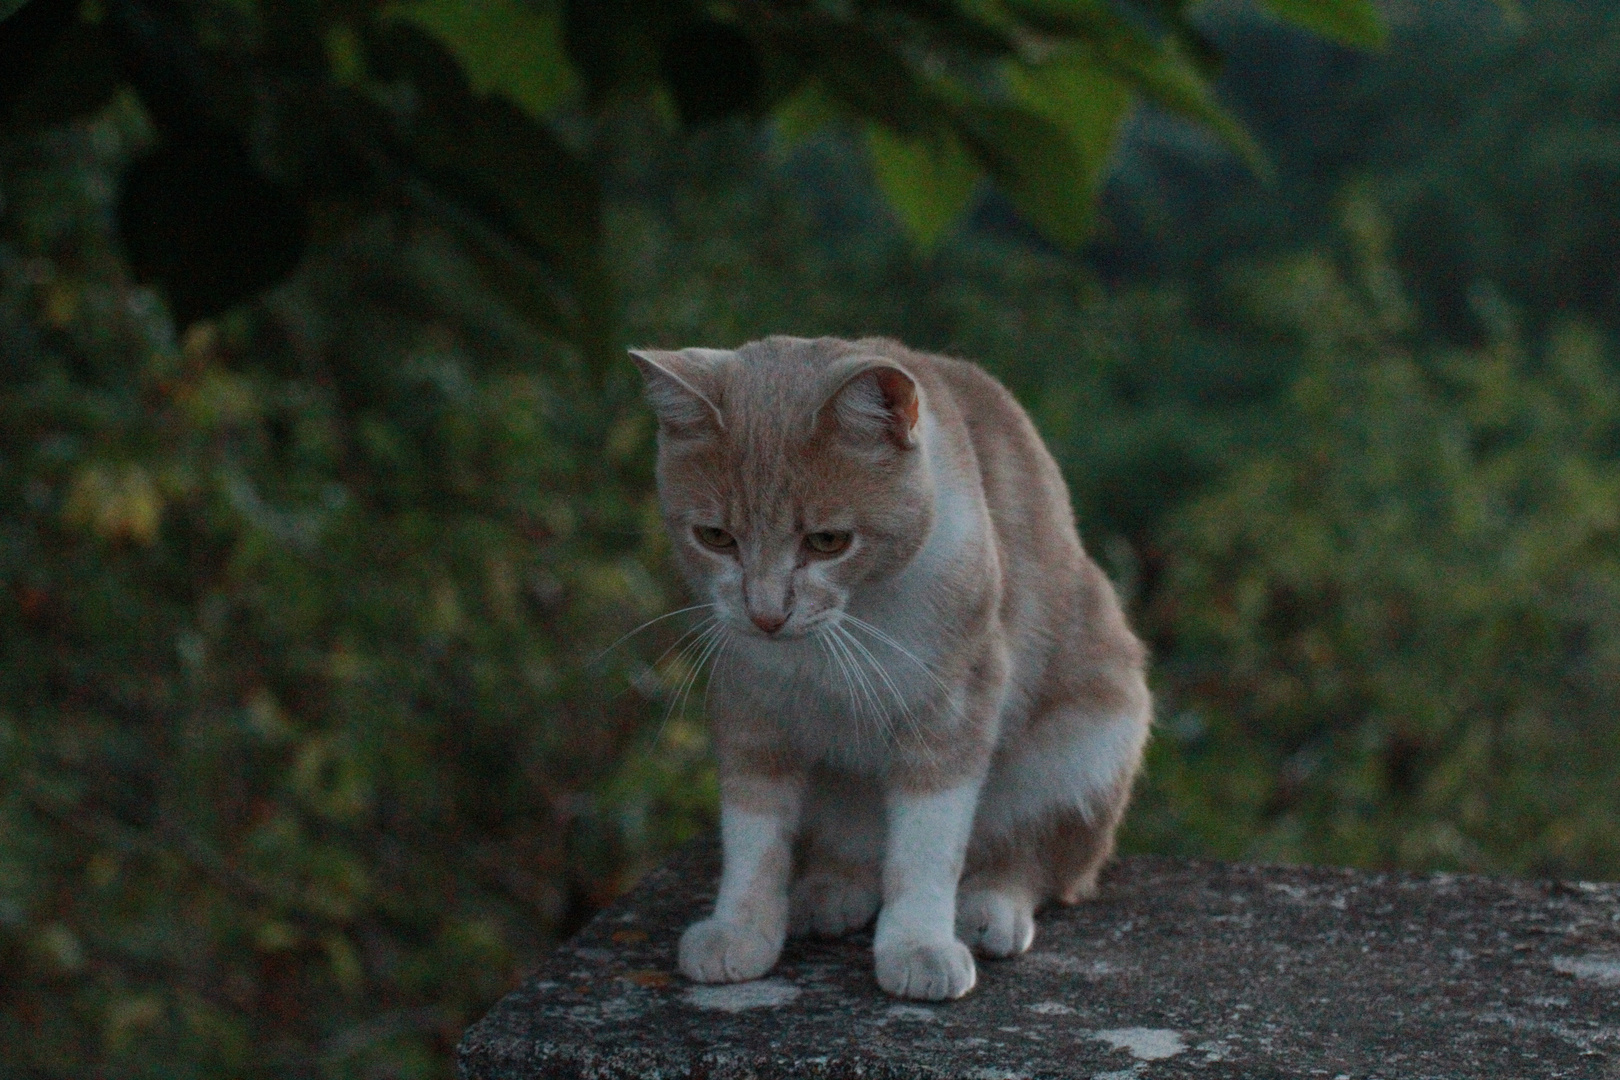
[629, 348, 729, 440]
[818, 360, 921, 450]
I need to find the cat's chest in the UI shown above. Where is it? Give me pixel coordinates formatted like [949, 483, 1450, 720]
[715, 625, 949, 763]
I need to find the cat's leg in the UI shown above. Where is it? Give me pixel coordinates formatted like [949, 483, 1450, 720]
[956, 855, 1039, 959]
[678, 771, 806, 984]
[872, 778, 983, 1000]
[791, 862, 881, 937]
[790, 771, 883, 937]
[963, 691, 1150, 955]
[1049, 791, 1129, 903]
[1040, 696, 1147, 904]
[955, 792, 1126, 957]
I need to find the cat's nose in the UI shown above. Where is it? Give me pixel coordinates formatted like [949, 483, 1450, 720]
[750, 612, 787, 635]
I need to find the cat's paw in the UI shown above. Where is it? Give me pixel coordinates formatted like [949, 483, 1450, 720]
[678, 918, 783, 984]
[789, 873, 880, 937]
[956, 888, 1036, 958]
[874, 938, 976, 1000]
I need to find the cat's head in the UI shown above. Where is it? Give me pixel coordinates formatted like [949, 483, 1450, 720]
[631, 336, 934, 639]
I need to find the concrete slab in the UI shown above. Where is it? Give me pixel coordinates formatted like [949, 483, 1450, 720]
[458, 838, 1620, 1079]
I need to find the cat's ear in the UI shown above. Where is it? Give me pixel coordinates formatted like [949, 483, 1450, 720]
[628, 348, 730, 439]
[819, 360, 921, 449]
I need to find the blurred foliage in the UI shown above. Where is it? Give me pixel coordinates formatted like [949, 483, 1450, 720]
[4, 0, 1620, 1078]
[1134, 209, 1620, 876]
[0, 94, 715, 1078]
[0, 0, 1372, 344]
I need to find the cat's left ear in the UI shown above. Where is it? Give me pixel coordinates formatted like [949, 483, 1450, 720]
[628, 347, 732, 439]
[819, 360, 921, 449]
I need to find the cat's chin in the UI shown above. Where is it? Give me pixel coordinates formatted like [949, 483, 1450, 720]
[739, 625, 815, 642]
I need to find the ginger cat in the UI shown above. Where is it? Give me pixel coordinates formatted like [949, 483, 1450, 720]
[631, 336, 1150, 1001]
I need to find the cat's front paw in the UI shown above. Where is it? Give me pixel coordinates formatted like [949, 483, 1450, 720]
[956, 888, 1036, 958]
[678, 918, 783, 983]
[789, 873, 880, 938]
[874, 938, 976, 1000]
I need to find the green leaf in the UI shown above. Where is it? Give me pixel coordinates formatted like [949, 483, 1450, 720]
[1490, 0, 1527, 28]
[0, 0, 33, 23]
[955, 103, 1095, 247]
[1260, 0, 1387, 49]
[1003, 0, 1270, 178]
[772, 79, 842, 152]
[864, 121, 982, 249]
[1121, 42, 1270, 178]
[384, 0, 577, 119]
[1007, 59, 1133, 199]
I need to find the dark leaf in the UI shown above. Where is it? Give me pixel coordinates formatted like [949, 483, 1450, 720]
[1261, 0, 1387, 50]
[116, 128, 308, 327]
[362, 20, 599, 337]
[0, 0, 121, 132]
[879, 0, 1018, 57]
[661, 18, 764, 127]
[363, 21, 598, 258]
[755, 10, 949, 138]
[564, 0, 670, 101]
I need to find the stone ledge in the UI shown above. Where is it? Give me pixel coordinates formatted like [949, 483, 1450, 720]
[458, 838, 1620, 1079]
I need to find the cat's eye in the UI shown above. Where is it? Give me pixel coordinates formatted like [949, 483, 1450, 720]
[804, 530, 852, 556]
[693, 525, 736, 550]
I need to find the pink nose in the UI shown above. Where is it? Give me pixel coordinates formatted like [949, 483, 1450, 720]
[750, 612, 787, 635]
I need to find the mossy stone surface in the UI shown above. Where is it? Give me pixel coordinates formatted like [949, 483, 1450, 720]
[459, 838, 1620, 1079]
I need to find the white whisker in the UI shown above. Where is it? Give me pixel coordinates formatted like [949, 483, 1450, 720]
[841, 613, 951, 695]
[817, 626, 870, 748]
[838, 622, 914, 728]
[685, 626, 730, 715]
[837, 625, 888, 736]
[836, 622, 938, 769]
[648, 614, 719, 676]
[702, 636, 732, 717]
[594, 603, 716, 665]
[652, 621, 726, 743]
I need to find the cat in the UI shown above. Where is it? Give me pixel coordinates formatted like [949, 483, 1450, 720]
[630, 335, 1151, 1001]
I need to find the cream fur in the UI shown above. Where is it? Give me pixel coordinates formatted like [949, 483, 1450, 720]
[634, 336, 1152, 1001]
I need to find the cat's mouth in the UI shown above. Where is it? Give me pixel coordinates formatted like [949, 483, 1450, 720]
[743, 620, 806, 640]
[734, 611, 834, 640]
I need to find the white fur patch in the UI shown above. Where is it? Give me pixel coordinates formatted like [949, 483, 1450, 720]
[897, 411, 985, 591]
[714, 804, 793, 921]
[876, 781, 982, 948]
[972, 705, 1148, 843]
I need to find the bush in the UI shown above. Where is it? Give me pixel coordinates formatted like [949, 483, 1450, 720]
[0, 97, 713, 1079]
[1132, 212, 1620, 879]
